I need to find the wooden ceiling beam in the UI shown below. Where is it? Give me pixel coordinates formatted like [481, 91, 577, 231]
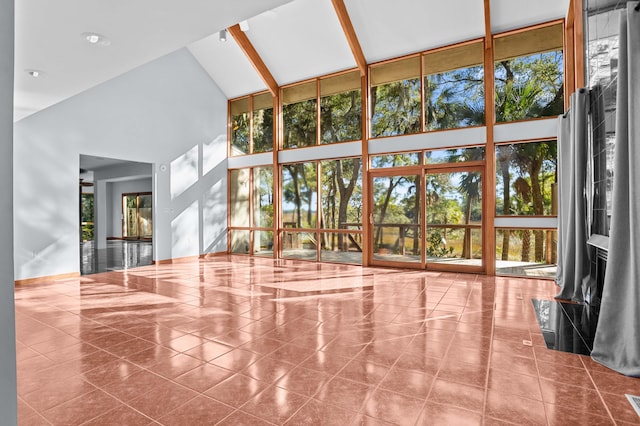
[228, 25, 279, 96]
[331, 0, 367, 76]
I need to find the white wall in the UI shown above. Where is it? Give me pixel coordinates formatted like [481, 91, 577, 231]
[1, 0, 17, 421]
[108, 178, 152, 238]
[13, 48, 228, 281]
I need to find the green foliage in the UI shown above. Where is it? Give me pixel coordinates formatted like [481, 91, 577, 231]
[253, 108, 274, 153]
[426, 230, 454, 257]
[425, 65, 485, 130]
[283, 99, 317, 149]
[371, 79, 421, 137]
[231, 112, 250, 154]
[321, 91, 362, 143]
[495, 51, 564, 122]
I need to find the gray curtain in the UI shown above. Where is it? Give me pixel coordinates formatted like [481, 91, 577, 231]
[591, 4, 640, 377]
[555, 89, 590, 302]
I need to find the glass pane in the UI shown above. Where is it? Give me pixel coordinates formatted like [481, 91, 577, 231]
[282, 231, 317, 260]
[370, 152, 422, 168]
[424, 147, 485, 164]
[495, 141, 557, 215]
[230, 169, 250, 227]
[253, 167, 274, 228]
[370, 57, 421, 138]
[230, 230, 250, 254]
[320, 72, 362, 144]
[372, 174, 421, 263]
[253, 93, 274, 153]
[320, 158, 362, 231]
[283, 82, 317, 149]
[253, 230, 274, 257]
[423, 42, 484, 130]
[320, 232, 363, 264]
[282, 163, 317, 229]
[426, 171, 482, 265]
[138, 194, 152, 239]
[496, 229, 557, 278]
[123, 195, 138, 238]
[494, 24, 564, 123]
[81, 193, 94, 242]
[230, 98, 250, 155]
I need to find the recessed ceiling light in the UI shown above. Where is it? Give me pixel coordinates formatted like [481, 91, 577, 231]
[81, 32, 111, 46]
[25, 69, 43, 78]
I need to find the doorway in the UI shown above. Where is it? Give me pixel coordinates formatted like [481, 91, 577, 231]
[369, 164, 484, 272]
[122, 192, 152, 240]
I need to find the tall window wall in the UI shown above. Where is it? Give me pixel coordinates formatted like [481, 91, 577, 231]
[230, 92, 274, 155]
[227, 20, 565, 277]
[229, 167, 274, 256]
[283, 70, 362, 149]
[281, 158, 363, 264]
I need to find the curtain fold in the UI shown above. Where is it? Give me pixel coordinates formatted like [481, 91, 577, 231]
[591, 5, 640, 377]
[555, 89, 590, 302]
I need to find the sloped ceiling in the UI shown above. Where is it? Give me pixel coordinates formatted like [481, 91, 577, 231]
[15, 0, 571, 120]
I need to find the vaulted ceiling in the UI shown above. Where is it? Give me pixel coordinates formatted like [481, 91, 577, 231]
[14, 0, 570, 122]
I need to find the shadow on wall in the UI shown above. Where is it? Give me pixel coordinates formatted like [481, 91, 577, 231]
[14, 134, 79, 280]
[167, 134, 227, 258]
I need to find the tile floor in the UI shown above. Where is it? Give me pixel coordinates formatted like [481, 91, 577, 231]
[15, 256, 640, 425]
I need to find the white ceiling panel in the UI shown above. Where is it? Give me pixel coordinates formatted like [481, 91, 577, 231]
[490, 0, 570, 34]
[245, 0, 356, 85]
[14, 0, 293, 121]
[345, 0, 486, 63]
[188, 33, 266, 99]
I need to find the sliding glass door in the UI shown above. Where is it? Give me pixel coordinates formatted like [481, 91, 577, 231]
[122, 192, 152, 240]
[369, 166, 483, 272]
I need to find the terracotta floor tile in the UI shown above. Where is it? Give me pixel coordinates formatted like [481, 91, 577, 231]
[81, 358, 142, 387]
[205, 373, 270, 408]
[276, 366, 332, 397]
[485, 389, 547, 425]
[102, 370, 168, 403]
[82, 404, 154, 426]
[539, 378, 609, 416]
[127, 381, 199, 420]
[379, 365, 434, 399]
[15, 257, 621, 425]
[545, 402, 615, 426]
[536, 359, 595, 389]
[157, 395, 234, 425]
[590, 370, 640, 395]
[490, 351, 539, 376]
[338, 358, 390, 386]
[427, 379, 484, 413]
[184, 340, 233, 361]
[285, 398, 357, 425]
[315, 376, 373, 412]
[146, 352, 203, 379]
[216, 410, 275, 426]
[437, 360, 488, 388]
[21, 376, 97, 413]
[210, 348, 261, 371]
[173, 362, 234, 392]
[300, 350, 351, 375]
[240, 385, 309, 424]
[243, 356, 296, 384]
[41, 388, 119, 425]
[488, 368, 542, 401]
[364, 388, 424, 426]
[415, 401, 483, 426]
[599, 391, 640, 424]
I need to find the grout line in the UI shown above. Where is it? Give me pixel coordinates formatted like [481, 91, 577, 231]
[580, 356, 618, 425]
